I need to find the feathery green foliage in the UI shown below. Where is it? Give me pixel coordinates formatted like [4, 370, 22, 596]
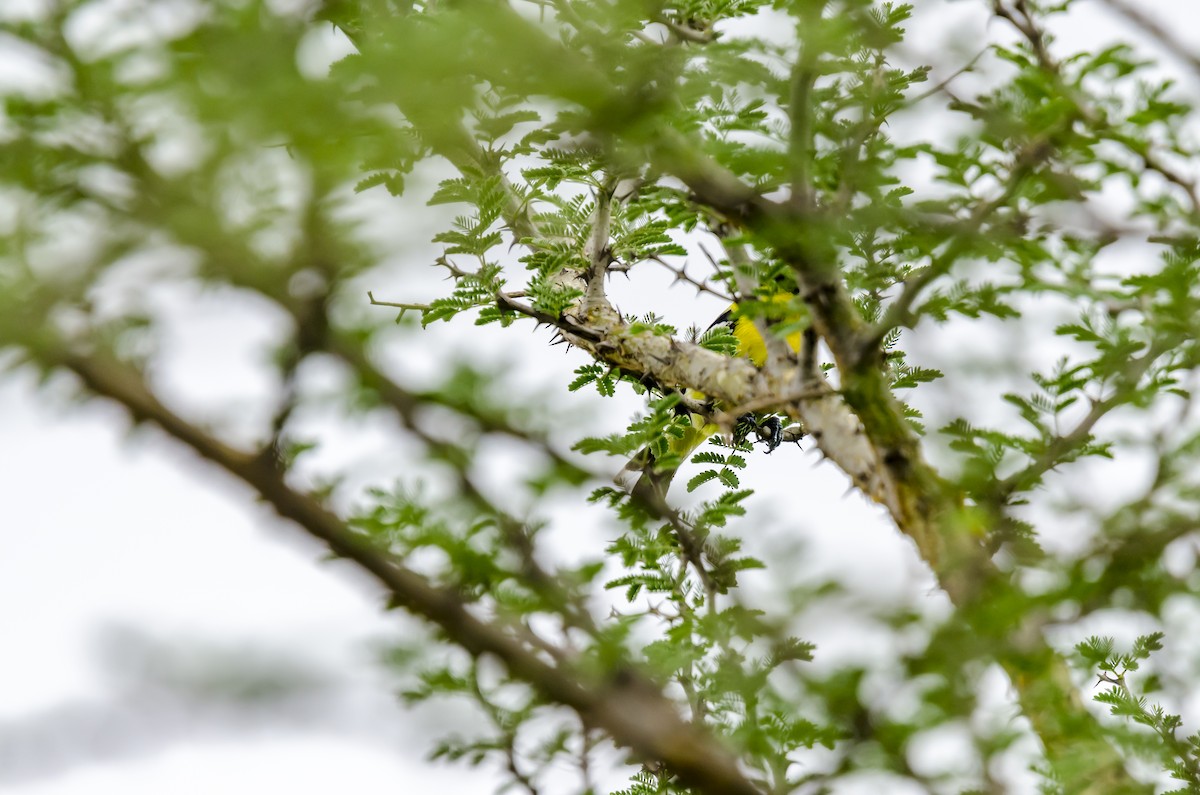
[5, 0, 1200, 793]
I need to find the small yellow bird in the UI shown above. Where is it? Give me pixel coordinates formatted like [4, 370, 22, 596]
[627, 293, 806, 502]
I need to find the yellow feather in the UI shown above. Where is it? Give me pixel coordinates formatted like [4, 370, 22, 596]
[630, 292, 806, 499]
[727, 293, 805, 367]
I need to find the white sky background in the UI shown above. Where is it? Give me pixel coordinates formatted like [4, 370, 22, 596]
[3, 1, 1200, 793]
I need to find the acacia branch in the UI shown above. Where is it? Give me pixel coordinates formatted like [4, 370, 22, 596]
[495, 291, 887, 510]
[583, 176, 617, 315]
[629, 482, 722, 602]
[642, 254, 734, 302]
[654, 14, 716, 44]
[31, 342, 765, 795]
[366, 291, 431, 311]
[331, 6, 1146, 787]
[710, 387, 826, 429]
[641, 108, 1146, 795]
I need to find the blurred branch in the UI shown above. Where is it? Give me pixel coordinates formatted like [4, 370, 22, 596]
[1097, 0, 1200, 78]
[324, 330, 587, 479]
[23, 342, 765, 795]
[992, 0, 1200, 218]
[787, 6, 821, 214]
[866, 136, 1051, 349]
[994, 343, 1163, 498]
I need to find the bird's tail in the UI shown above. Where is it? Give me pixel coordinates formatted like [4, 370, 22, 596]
[616, 447, 682, 517]
[617, 444, 678, 503]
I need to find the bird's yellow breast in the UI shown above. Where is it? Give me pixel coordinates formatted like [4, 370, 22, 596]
[723, 293, 805, 367]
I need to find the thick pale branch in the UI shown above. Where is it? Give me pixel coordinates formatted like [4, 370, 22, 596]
[497, 293, 890, 509]
[583, 177, 617, 315]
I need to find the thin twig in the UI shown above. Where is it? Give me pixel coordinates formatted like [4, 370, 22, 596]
[495, 293, 603, 342]
[367, 291, 431, 311]
[994, 343, 1162, 498]
[649, 254, 734, 301]
[626, 477, 722, 602]
[468, 662, 542, 795]
[901, 46, 988, 108]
